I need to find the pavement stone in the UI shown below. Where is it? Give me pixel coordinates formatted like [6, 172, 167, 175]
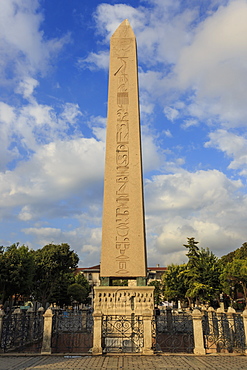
[0, 355, 247, 370]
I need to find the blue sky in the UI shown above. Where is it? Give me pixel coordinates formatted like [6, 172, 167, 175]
[1, 0, 247, 267]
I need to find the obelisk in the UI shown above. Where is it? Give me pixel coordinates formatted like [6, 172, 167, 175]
[100, 19, 147, 282]
[92, 21, 154, 355]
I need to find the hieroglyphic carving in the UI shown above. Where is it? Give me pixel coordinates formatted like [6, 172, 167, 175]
[114, 42, 131, 275]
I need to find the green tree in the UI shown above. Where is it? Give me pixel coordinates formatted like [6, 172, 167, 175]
[0, 244, 35, 305]
[184, 237, 199, 268]
[220, 259, 247, 307]
[162, 264, 189, 304]
[75, 273, 91, 295]
[184, 238, 222, 305]
[67, 283, 88, 305]
[32, 243, 79, 307]
[148, 280, 162, 306]
[221, 242, 247, 264]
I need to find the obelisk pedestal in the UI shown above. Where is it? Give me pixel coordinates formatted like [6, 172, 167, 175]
[92, 20, 154, 355]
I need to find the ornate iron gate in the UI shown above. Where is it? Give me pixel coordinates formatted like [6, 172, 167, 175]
[1, 310, 43, 353]
[155, 310, 194, 353]
[102, 314, 144, 353]
[203, 311, 245, 353]
[51, 309, 93, 353]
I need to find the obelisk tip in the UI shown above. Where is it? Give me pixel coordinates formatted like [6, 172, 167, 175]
[111, 19, 135, 38]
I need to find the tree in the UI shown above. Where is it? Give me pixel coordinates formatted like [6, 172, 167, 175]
[148, 280, 162, 306]
[220, 259, 247, 307]
[184, 238, 222, 305]
[184, 237, 199, 268]
[32, 243, 79, 307]
[162, 264, 189, 304]
[75, 273, 91, 295]
[221, 242, 247, 264]
[67, 284, 88, 305]
[0, 244, 35, 305]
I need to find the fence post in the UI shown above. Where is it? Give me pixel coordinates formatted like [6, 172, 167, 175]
[142, 310, 153, 355]
[41, 308, 53, 354]
[0, 310, 5, 352]
[207, 306, 215, 336]
[227, 306, 236, 352]
[242, 309, 247, 354]
[192, 308, 206, 355]
[166, 306, 173, 331]
[92, 311, 103, 355]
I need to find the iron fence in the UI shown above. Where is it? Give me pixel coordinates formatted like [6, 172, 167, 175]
[1, 310, 43, 353]
[102, 314, 144, 353]
[203, 311, 245, 353]
[154, 310, 194, 353]
[51, 309, 93, 353]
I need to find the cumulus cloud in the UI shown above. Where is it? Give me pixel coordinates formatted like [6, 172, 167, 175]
[0, 98, 84, 170]
[175, 0, 247, 126]
[91, 0, 247, 129]
[15, 77, 39, 100]
[164, 106, 179, 122]
[78, 51, 109, 71]
[144, 169, 246, 265]
[22, 224, 102, 267]
[0, 137, 105, 214]
[0, 102, 17, 170]
[206, 129, 247, 176]
[0, 0, 70, 85]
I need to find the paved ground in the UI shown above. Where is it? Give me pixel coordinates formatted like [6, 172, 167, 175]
[1, 355, 247, 370]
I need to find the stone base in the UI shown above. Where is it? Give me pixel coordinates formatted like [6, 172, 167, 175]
[194, 348, 206, 355]
[143, 349, 154, 355]
[91, 346, 103, 355]
[92, 286, 154, 355]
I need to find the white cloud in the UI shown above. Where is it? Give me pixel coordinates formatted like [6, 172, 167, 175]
[78, 50, 109, 71]
[0, 102, 18, 169]
[15, 77, 39, 100]
[141, 133, 162, 173]
[94, 3, 147, 41]
[86, 0, 194, 73]
[0, 0, 70, 85]
[164, 130, 172, 138]
[181, 119, 198, 129]
[89, 0, 247, 131]
[144, 168, 246, 264]
[0, 137, 105, 212]
[175, 0, 247, 126]
[60, 103, 82, 125]
[164, 106, 179, 122]
[18, 205, 33, 221]
[206, 129, 247, 175]
[0, 98, 84, 169]
[22, 224, 102, 266]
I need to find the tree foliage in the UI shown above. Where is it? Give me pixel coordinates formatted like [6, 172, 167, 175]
[162, 264, 189, 302]
[32, 243, 79, 307]
[0, 244, 35, 304]
[220, 242, 247, 264]
[148, 280, 162, 306]
[184, 239, 222, 304]
[162, 238, 222, 307]
[67, 283, 88, 304]
[220, 259, 247, 306]
[75, 273, 91, 294]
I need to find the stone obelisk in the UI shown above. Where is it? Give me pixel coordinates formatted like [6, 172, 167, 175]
[100, 19, 147, 283]
[92, 20, 154, 356]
